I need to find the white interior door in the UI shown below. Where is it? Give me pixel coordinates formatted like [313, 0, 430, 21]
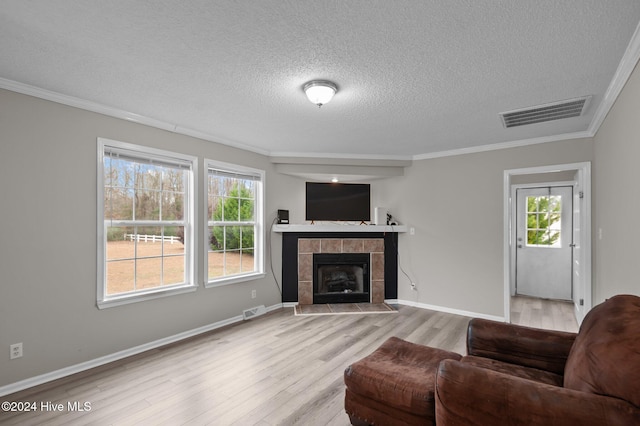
[516, 186, 573, 300]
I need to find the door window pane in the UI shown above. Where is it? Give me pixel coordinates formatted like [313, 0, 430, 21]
[526, 195, 562, 247]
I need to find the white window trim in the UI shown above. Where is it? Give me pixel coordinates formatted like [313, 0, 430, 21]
[204, 159, 265, 288]
[97, 137, 198, 309]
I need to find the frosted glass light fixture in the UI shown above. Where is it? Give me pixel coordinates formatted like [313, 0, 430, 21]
[303, 80, 337, 108]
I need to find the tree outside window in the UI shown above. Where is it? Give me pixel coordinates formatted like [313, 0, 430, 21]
[526, 195, 562, 247]
[97, 138, 195, 309]
[206, 161, 263, 284]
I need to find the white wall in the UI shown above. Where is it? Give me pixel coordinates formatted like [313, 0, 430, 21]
[593, 61, 640, 303]
[376, 139, 594, 317]
[0, 89, 299, 388]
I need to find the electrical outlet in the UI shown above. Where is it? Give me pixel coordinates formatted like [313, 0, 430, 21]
[410, 227, 415, 235]
[10, 343, 23, 360]
[410, 282, 417, 291]
[251, 289, 257, 299]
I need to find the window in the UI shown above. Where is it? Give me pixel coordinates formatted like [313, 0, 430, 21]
[206, 159, 264, 286]
[526, 195, 562, 247]
[97, 138, 196, 308]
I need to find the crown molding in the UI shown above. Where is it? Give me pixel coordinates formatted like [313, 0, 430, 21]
[589, 21, 640, 136]
[412, 131, 593, 160]
[0, 78, 270, 156]
[270, 156, 412, 167]
[0, 77, 174, 130]
[269, 151, 413, 161]
[274, 163, 405, 182]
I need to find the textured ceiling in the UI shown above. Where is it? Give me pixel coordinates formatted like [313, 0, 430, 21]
[1, 1, 640, 159]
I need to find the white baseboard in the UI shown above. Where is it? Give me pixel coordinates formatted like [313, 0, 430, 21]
[396, 299, 505, 322]
[0, 303, 283, 397]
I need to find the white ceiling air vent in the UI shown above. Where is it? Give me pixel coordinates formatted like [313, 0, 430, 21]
[500, 96, 592, 128]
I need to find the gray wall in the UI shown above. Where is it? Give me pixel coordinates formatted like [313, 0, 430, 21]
[0, 89, 296, 387]
[375, 139, 594, 317]
[593, 61, 640, 303]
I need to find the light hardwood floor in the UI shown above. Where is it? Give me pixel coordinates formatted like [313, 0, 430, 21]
[510, 295, 579, 333]
[1, 306, 470, 426]
[1, 300, 577, 425]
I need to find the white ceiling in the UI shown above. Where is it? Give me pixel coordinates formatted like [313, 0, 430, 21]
[2, 1, 640, 160]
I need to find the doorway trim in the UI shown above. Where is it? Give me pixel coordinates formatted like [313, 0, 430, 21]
[503, 162, 592, 324]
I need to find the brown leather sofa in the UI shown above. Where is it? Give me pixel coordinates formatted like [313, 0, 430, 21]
[435, 294, 640, 425]
[344, 294, 640, 425]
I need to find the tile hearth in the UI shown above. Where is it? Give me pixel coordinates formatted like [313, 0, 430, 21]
[294, 303, 397, 316]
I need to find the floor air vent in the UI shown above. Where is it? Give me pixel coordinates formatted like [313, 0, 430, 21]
[242, 305, 267, 320]
[500, 96, 591, 128]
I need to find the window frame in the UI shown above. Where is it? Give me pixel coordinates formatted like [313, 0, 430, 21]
[204, 159, 265, 287]
[97, 138, 198, 309]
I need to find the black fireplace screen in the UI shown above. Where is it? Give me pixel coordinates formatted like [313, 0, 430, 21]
[313, 253, 369, 303]
[319, 267, 360, 293]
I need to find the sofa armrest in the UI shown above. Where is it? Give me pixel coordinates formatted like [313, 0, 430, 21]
[435, 360, 639, 426]
[466, 318, 576, 375]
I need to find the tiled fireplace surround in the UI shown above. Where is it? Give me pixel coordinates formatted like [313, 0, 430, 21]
[297, 237, 385, 304]
[279, 231, 399, 304]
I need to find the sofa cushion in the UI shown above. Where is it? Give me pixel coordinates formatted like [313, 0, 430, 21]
[461, 355, 563, 387]
[564, 294, 640, 407]
[466, 318, 576, 375]
[436, 359, 640, 426]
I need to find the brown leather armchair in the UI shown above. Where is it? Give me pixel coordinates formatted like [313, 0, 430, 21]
[435, 294, 640, 425]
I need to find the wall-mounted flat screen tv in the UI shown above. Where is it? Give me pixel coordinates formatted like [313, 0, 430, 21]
[305, 182, 371, 222]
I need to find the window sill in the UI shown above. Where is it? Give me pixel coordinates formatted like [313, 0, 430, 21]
[97, 284, 198, 309]
[205, 272, 266, 288]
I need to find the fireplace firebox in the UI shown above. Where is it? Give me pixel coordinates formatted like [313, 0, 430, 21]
[313, 253, 370, 304]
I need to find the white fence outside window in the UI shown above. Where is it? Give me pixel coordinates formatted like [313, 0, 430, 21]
[123, 233, 181, 244]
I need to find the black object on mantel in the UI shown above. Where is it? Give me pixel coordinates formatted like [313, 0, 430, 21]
[277, 209, 289, 224]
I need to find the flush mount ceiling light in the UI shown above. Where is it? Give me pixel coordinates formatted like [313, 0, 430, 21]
[303, 80, 337, 108]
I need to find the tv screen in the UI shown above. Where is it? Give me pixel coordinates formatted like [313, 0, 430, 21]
[305, 182, 371, 222]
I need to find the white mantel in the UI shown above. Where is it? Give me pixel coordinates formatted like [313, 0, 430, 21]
[272, 224, 407, 233]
